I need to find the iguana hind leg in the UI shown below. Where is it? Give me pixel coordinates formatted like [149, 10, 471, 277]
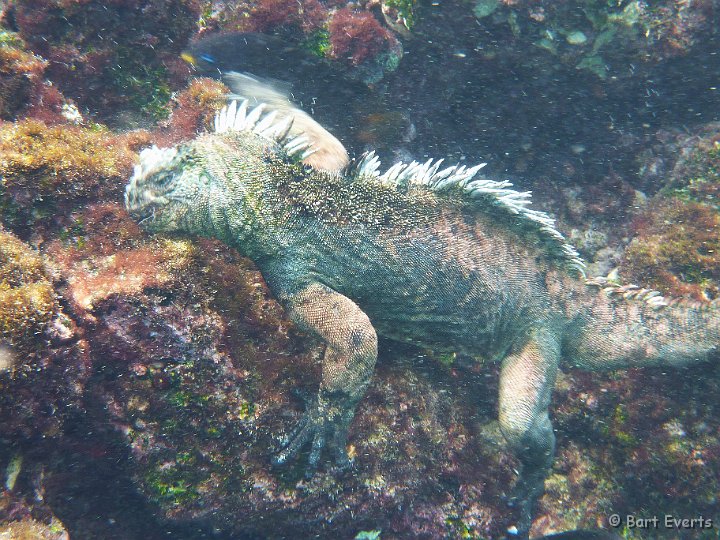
[273, 282, 378, 473]
[498, 327, 560, 539]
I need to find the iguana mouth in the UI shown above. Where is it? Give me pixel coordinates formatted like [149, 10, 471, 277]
[132, 207, 156, 225]
[125, 186, 167, 222]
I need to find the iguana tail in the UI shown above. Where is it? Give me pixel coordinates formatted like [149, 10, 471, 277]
[563, 276, 719, 371]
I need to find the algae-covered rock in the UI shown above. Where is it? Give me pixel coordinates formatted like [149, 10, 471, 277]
[0, 28, 46, 119]
[193, 2, 402, 85]
[0, 229, 54, 349]
[623, 199, 720, 299]
[532, 366, 720, 538]
[4, 0, 201, 123]
[468, 0, 712, 78]
[622, 124, 720, 298]
[50, 212, 511, 537]
[0, 228, 90, 468]
[0, 517, 68, 540]
[661, 127, 720, 206]
[0, 119, 136, 227]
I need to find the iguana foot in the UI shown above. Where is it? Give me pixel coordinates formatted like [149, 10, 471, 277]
[272, 283, 376, 476]
[273, 389, 354, 475]
[505, 489, 532, 540]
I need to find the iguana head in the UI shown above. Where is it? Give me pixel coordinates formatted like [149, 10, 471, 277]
[126, 87, 349, 240]
[125, 144, 212, 235]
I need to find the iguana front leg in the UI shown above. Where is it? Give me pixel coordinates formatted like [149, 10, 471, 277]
[274, 282, 378, 473]
[498, 327, 560, 539]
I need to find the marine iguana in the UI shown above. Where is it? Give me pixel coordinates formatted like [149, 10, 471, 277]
[124, 99, 719, 539]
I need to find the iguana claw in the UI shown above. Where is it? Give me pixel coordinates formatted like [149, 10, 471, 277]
[273, 390, 355, 475]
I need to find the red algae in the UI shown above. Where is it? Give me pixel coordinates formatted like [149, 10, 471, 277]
[44, 205, 198, 314]
[203, 0, 327, 34]
[0, 2, 717, 538]
[159, 77, 228, 146]
[5, 0, 201, 122]
[247, 0, 327, 33]
[623, 199, 720, 299]
[329, 8, 394, 66]
[0, 33, 47, 119]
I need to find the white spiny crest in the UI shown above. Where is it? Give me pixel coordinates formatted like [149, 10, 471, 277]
[214, 99, 313, 160]
[130, 145, 178, 185]
[585, 274, 669, 310]
[353, 152, 586, 275]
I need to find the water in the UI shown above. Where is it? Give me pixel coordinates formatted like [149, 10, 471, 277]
[0, 1, 719, 539]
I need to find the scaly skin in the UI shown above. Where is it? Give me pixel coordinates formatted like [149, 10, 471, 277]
[125, 103, 720, 539]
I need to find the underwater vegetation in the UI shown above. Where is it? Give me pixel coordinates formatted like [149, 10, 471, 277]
[199, 0, 327, 34]
[328, 8, 396, 67]
[661, 129, 720, 206]
[194, 0, 402, 84]
[0, 228, 92, 528]
[0, 119, 138, 227]
[159, 77, 228, 146]
[0, 517, 68, 539]
[0, 0, 716, 537]
[542, 364, 720, 538]
[469, 0, 713, 79]
[624, 198, 720, 299]
[3, 0, 201, 123]
[621, 127, 720, 299]
[328, 8, 402, 83]
[0, 228, 54, 350]
[0, 29, 46, 119]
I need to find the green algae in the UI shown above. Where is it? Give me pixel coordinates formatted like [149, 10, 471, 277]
[437, 351, 457, 367]
[566, 31, 588, 45]
[608, 1, 643, 27]
[610, 404, 639, 447]
[112, 48, 172, 121]
[237, 400, 255, 420]
[470, 0, 673, 80]
[577, 55, 608, 79]
[664, 141, 720, 207]
[445, 515, 476, 538]
[355, 531, 382, 540]
[384, 0, 417, 29]
[473, 0, 498, 19]
[302, 29, 332, 58]
[0, 29, 23, 48]
[145, 465, 202, 506]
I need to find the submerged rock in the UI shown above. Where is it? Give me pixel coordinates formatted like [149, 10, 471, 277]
[0, 120, 139, 229]
[0, 29, 46, 119]
[4, 0, 200, 124]
[622, 124, 720, 299]
[0, 517, 68, 540]
[0, 229, 54, 348]
[0, 7, 716, 538]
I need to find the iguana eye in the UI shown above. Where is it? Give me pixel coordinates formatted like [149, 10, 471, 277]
[153, 170, 175, 186]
